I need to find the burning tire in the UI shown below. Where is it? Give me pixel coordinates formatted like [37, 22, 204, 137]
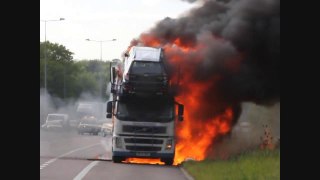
[161, 158, 174, 165]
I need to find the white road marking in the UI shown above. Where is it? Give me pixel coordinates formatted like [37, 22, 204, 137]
[180, 167, 195, 180]
[40, 143, 100, 170]
[73, 161, 99, 180]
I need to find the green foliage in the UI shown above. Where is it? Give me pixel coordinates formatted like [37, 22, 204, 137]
[183, 149, 280, 180]
[40, 41, 73, 62]
[40, 41, 112, 100]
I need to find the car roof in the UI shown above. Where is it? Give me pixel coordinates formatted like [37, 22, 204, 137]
[131, 46, 162, 62]
[123, 46, 163, 77]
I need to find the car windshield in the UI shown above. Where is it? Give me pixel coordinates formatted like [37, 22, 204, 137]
[130, 61, 164, 75]
[47, 115, 65, 121]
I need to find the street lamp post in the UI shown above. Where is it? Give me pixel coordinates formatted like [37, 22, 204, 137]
[86, 38, 116, 99]
[40, 18, 65, 96]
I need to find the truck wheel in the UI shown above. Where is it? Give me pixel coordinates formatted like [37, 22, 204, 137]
[162, 158, 174, 165]
[112, 156, 124, 163]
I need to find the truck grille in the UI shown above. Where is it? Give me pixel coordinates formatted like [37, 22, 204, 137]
[124, 138, 163, 144]
[123, 125, 166, 134]
[126, 146, 161, 151]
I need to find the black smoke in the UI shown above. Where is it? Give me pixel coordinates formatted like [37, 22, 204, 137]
[133, 0, 280, 107]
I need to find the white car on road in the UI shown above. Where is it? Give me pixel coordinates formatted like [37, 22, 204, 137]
[42, 114, 69, 130]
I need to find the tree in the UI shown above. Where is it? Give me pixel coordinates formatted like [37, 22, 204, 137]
[40, 41, 73, 62]
[40, 41, 111, 100]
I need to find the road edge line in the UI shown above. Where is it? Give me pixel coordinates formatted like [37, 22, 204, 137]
[73, 161, 99, 180]
[180, 166, 194, 180]
[40, 143, 100, 170]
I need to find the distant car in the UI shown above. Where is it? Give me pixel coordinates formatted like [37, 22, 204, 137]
[77, 116, 102, 135]
[100, 122, 113, 137]
[42, 114, 69, 130]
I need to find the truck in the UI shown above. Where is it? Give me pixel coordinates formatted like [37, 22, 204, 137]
[76, 102, 105, 135]
[106, 96, 184, 165]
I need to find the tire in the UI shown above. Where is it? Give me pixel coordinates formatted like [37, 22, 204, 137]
[162, 158, 174, 166]
[112, 156, 124, 163]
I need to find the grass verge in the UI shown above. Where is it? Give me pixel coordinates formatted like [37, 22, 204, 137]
[183, 149, 280, 180]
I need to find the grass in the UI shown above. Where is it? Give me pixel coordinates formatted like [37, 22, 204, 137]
[183, 149, 280, 180]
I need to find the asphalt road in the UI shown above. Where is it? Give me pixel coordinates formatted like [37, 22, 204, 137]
[40, 129, 189, 180]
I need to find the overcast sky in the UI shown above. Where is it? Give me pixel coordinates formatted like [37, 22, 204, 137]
[40, 0, 198, 61]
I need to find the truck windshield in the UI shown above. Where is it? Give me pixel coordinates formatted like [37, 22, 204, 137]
[81, 116, 98, 124]
[116, 100, 173, 122]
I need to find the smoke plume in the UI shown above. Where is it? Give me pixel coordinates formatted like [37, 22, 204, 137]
[129, 0, 279, 106]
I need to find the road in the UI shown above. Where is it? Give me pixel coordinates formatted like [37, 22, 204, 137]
[40, 129, 189, 180]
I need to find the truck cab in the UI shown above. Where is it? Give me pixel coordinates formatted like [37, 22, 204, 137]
[106, 96, 183, 165]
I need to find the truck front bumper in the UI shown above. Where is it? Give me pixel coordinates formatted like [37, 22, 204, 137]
[112, 151, 174, 159]
[112, 135, 175, 159]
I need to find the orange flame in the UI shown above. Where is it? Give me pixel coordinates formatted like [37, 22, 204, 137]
[124, 158, 164, 165]
[173, 78, 233, 164]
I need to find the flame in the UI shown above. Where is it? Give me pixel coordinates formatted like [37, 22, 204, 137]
[164, 41, 235, 164]
[124, 36, 237, 166]
[124, 158, 164, 165]
[173, 80, 233, 164]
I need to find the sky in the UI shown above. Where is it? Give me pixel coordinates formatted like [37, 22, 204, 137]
[40, 0, 198, 61]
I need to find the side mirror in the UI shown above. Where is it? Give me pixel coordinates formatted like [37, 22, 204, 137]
[106, 101, 113, 118]
[178, 104, 184, 121]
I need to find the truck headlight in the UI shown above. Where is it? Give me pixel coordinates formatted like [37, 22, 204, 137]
[165, 139, 173, 150]
[115, 137, 123, 148]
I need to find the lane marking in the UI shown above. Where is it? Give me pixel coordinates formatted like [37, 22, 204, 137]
[40, 143, 100, 170]
[180, 167, 195, 180]
[73, 161, 99, 180]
